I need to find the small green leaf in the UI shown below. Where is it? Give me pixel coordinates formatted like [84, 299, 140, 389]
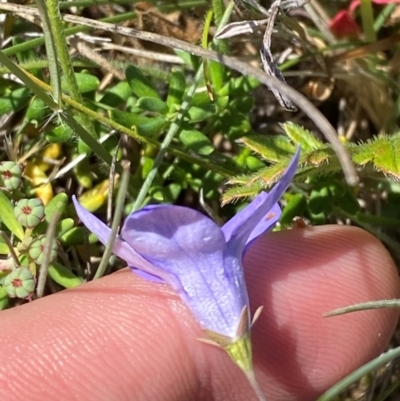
[100, 81, 133, 106]
[0, 236, 9, 254]
[24, 97, 47, 127]
[46, 125, 73, 143]
[329, 182, 360, 215]
[209, 60, 225, 92]
[0, 286, 9, 310]
[166, 69, 186, 109]
[136, 97, 168, 114]
[150, 183, 182, 203]
[221, 181, 264, 205]
[218, 75, 259, 97]
[283, 122, 323, 151]
[221, 112, 251, 139]
[110, 110, 166, 137]
[48, 262, 82, 288]
[73, 158, 93, 189]
[280, 193, 307, 225]
[0, 87, 31, 117]
[174, 50, 200, 69]
[62, 73, 100, 94]
[179, 129, 214, 155]
[45, 192, 68, 222]
[245, 156, 265, 171]
[126, 65, 160, 99]
[59, 227, 98, 246]
[240, 135, 296, 163]
[309, 187, 331, 214]
[353, 136, 400, 179]
[0, 190, 24, 240]
[186, 104, 216, 123]
[56, 218, 75, 238]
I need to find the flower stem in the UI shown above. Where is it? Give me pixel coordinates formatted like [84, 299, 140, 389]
[245, 369, 267, 401]
[360, 0, 376, 42]
[94, 162, 131, 279]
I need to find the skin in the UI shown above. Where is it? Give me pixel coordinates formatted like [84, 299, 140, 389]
[0, 225, 399, 401]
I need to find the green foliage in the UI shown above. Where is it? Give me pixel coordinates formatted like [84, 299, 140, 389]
[0, 190, 24, 240]
[223, 123, 400, 204]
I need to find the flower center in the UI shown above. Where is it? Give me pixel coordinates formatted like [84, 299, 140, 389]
[12, 278, 22, 288]
[22, 206, 32, 215]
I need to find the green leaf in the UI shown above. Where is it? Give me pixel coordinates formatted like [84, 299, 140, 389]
[221, 111, 251, 139]
[283, 122, 323, 151]
[0, 236, 9, 254]
[0, 87, 31, 117]
[150, 183, 182, 203]
[56, 218, 75, 238]
[221, 181, 264, 205]
[46, 125, 73, 143]
[62, 73, 99, 94]
[48, 262, 82, 288]
[166, 68, 186, 109]
[136, 97, 168, 114]
[329, 182, 360, 215]
[0, 286, 8, 310]
[245, 156, 265, 171]
[218, 75, 259, 97]
[240, 135, 296, 163]
[110, 110, 167, 137]
[24, 97, 47, 127]
[59, 227, 98, 246]
[353, 136, 400, 179]
[100, 81, 133, 107]
[0, 190, 24, 240]
[280, 193, 307, 225]
[179, 129, 214, 155]
[186, 104, 217, 123]
[209, 60, 225, 92]
[126, 65, 160, 99]
[309, 187, 332, 214]
[45, 192, 69, 222]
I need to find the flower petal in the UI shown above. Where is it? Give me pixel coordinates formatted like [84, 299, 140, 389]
[222, 149, 300, 249]
[121, 205, 247, 337]
[245, 202, 281, 247]
[329, 10, 360, 38]
[72, 196, 180, 287]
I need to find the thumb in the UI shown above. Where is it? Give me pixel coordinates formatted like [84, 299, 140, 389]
[0, 225, 398, 401]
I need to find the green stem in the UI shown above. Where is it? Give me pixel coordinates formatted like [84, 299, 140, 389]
[212, 0, 225, 25]
[94, 163, 130, 279]
[35, 0, 62, 106]
[317, 346, 400, 401]
[46, 0, 82, 103]
[356, 212, 400, 228]
[360, 0, 376, 42]
[46, 0, 96, 148]
[373, 3, 396, 32]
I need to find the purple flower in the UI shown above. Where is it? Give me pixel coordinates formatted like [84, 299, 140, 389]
[73, 149, 299, 376]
